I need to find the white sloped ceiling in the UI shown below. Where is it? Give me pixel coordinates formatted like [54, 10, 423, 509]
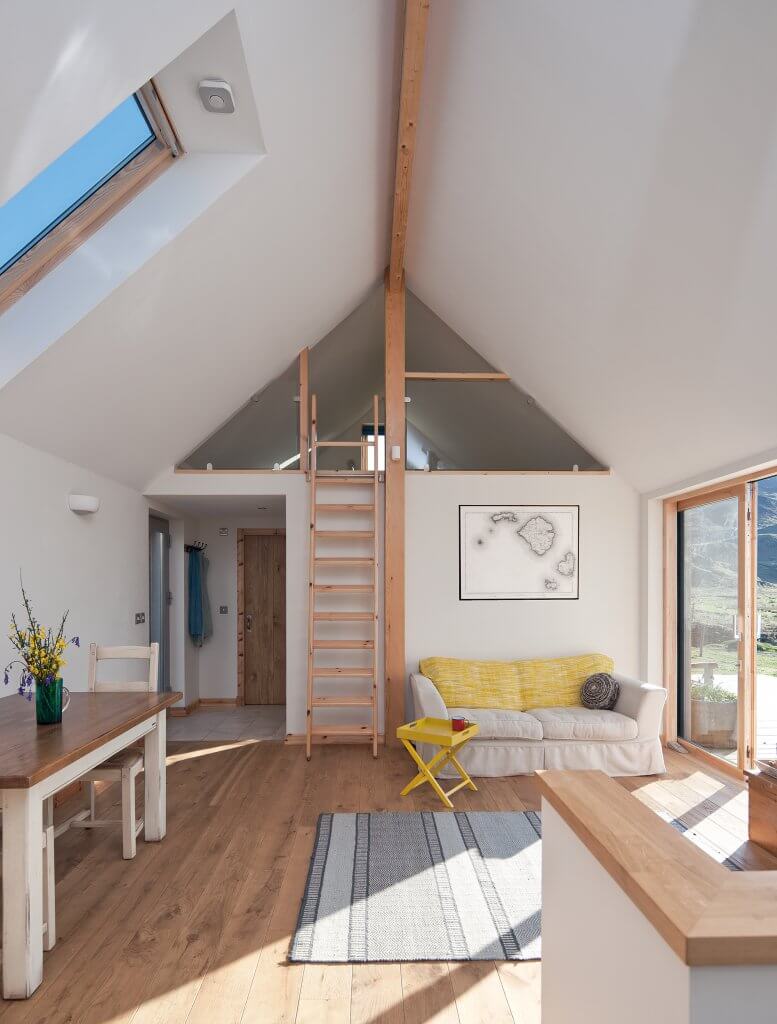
[406, 0, 777, 494]
[0, 0, 400, 489]
[5, 0, 777, 495]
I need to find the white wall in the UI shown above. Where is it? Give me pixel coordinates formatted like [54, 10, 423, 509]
[0, 433, 150, 697]
[406, 472, 640, 695]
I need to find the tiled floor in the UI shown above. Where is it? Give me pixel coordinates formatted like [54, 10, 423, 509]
[167, 704, 285, 742]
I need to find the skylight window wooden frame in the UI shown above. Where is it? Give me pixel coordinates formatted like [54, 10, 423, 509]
[0, 80, 181, 316]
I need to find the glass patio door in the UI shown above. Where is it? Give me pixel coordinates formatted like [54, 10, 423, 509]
[678, 489, 746, 768]
[755, 475, 777, 763]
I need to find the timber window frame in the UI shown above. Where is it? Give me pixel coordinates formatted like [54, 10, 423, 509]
[663, 468, 777, 777]
[0, 81, 181, 316]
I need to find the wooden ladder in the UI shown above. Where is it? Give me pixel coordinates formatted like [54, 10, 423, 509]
[306, 394, 380, 759]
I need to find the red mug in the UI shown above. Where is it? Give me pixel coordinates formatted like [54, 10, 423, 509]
[451, 716, 469, 732]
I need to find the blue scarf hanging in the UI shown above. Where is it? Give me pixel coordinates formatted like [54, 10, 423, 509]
[188, 550, 205, 646]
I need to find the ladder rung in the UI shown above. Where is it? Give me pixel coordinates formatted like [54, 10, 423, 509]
[315, 440, 374, 448]
[313, 640, 374, 649]
[313, 584, 373, 593]
[315, 474, 373, 482]
[315, 530, 374, 540]
[315, 504, 374, 513]
[312, 695, 374, 707]
[315, 557, 374, 567]
[314, 612, 374, 621]
[311, 725, 373, 736]
[313, 667, 373, 677]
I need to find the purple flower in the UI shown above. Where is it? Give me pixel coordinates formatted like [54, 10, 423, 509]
[17, 684, 24, 696]
[71, 636, 80, 647]
[3, 669, 9, 686]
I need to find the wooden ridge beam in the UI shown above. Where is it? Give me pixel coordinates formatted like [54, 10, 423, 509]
[388, 0, 431, 291]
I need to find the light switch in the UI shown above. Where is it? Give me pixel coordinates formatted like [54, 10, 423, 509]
[135, 612, 146, 625]
[219, 605, 228, 615]
[391, 444, 401, 462]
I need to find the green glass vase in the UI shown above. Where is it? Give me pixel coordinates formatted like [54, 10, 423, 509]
[35, 678, 70, 725]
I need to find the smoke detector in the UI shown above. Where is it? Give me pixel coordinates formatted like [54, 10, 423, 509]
[198, 79, 235, 114]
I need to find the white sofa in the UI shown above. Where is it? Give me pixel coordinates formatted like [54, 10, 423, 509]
[410, 671, 667, 777]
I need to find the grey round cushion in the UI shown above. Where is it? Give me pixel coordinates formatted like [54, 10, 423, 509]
[580, 672, 619, 710]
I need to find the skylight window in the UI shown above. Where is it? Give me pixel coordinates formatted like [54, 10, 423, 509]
[0, 83, 179, 313]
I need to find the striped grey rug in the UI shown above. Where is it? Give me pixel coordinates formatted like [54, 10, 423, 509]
[290, 811, 541, 962]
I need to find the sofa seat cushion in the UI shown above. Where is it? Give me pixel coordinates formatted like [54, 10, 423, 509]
[527, 706, 638, 742]
[448, 707, 543, 741]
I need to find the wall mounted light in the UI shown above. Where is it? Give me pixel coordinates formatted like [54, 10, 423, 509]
[68, 494, 100, 514]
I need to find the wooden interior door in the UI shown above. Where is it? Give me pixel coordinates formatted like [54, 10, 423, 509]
[244, 533, 286, 705]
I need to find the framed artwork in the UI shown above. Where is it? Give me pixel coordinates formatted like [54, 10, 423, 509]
[459, 505, 579, 601]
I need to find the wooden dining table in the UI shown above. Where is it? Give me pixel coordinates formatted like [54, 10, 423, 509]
[0, 690, 181, 999]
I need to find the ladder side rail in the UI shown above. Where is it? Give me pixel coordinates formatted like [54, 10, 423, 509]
[306, 394, 318, 760]
[372, 393, 380, 757]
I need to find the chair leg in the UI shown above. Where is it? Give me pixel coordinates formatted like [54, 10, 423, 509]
[42, 797, 55, 951]
[121, 768, 136, 860]
[88, 780, 96, 821]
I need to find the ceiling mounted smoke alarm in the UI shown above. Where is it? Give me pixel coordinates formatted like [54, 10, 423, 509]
[198, 79, 235, 114]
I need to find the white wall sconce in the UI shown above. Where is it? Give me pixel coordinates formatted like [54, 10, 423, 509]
[68, 494, 100, 515]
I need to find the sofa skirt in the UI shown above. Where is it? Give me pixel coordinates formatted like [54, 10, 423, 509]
[417, 736, 665, 778]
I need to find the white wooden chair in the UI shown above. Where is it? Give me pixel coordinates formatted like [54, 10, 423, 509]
[71, 643, 159, 859]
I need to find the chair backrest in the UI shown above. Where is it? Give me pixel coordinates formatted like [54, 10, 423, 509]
[87, 643, 159, 693]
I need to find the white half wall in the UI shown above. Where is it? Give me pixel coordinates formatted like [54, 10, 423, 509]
[406, 472, 640, 698]
[542, 801, 777, 1024]
[0, 433, 149, 698]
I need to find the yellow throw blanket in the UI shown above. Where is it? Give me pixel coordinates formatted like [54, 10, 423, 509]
[419, 653, 615, 711]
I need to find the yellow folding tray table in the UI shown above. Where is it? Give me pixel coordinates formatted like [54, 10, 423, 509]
[397, 717, 479, 809]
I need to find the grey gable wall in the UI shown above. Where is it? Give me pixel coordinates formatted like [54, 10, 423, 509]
[179, 285, 605, 471]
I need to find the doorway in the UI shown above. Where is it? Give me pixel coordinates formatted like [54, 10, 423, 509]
[238, 529, 286, 705]
[148, 515, 170, 692]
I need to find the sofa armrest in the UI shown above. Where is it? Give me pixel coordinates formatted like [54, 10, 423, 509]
[409, 673, 448, 721]
[612, 673, 667, 741]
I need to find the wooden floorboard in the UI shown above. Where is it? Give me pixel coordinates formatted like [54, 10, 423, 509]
[1, 742, 774, 1023]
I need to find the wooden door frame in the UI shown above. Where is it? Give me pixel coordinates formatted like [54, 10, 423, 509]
[663, 482, 754, 778]
[237, 528, 286, 707]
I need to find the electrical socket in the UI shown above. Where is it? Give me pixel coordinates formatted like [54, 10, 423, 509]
[219, 605, 228, 615]
[135, 612, 146, 625]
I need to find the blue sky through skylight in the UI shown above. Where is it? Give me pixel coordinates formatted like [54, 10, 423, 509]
[0, 96, 154, 274]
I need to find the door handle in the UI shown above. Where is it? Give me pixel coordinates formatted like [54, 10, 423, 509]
[246, 614, 253, 632]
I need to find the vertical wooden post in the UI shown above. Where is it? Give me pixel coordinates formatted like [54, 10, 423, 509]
[385, 275, 406, 745]
[299, 347, 309, 474]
